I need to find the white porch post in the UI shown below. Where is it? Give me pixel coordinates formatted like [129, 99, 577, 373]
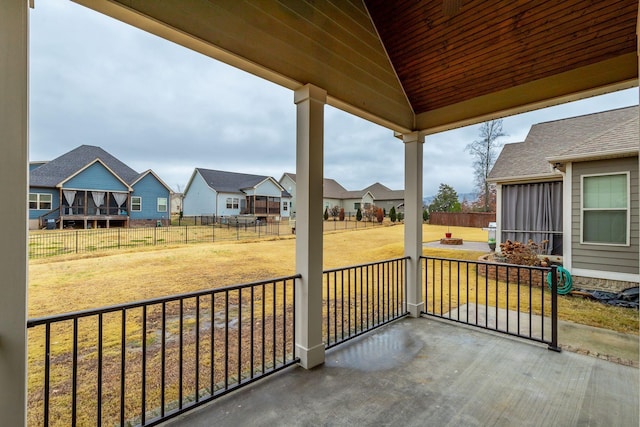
[403, 132, 425, 317]
[294, 84, 326, 368]
[0, 1, 29, 426]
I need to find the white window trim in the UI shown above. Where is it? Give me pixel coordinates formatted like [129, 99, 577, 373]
[29, 193, 52, 210]
[580, 171, 630, 246]
[157, 197, 167, 213]
[131, 196, 142, 212]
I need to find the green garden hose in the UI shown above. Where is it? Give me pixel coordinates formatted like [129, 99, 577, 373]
[547, 266, 572, 295]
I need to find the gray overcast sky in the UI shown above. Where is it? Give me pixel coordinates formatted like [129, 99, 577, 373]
[29, 0, 639, 197]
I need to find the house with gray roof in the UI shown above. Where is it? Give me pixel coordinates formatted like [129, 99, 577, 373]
[488, 106, 639, 290]
[280, 173, 404, 215]
[29, 145, 173, 230]
[183, 168, 291, 219]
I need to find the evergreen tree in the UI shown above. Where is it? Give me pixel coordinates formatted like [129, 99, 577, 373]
[389, 206, 397, 222]
[428, 183, 461, 212]
[356, 207, 362, 221]
[323, 206, 329, 220]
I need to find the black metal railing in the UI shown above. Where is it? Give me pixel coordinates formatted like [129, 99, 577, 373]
[421, 256, 558, 350]
[28, 222, 283, 259]
[27, 275, 299, 427]
[323, 257, 409, 349]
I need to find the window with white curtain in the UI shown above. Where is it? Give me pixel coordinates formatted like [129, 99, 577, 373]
[581, 172, 629, 245]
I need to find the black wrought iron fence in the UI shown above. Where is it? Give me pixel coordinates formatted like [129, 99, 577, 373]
[420, 256, 559, 350]
[28, 222, 282, 259]
[26, 275, 299, 427]
[323, 257, 409, 349]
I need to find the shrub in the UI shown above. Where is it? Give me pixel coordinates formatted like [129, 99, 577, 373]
[339, 208, 345, 221]
[389, 206, 397, 222]
[376, 207, 384, 223]
[323, 207, 329, 221]
[499, 239, 549, 266]
[422, 209, 429, 222]
[356, 208, 362, 221]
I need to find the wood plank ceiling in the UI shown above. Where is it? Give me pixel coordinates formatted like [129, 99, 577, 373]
[74, 0, 638, 134]
[365, 0, 638, 115]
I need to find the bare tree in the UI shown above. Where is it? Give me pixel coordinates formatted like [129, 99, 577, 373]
[466, 119, 506, 212]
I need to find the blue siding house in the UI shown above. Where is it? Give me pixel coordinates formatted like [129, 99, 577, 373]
[29, 145, 172, 229]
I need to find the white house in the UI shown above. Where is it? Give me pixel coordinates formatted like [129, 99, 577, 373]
[183, 168, 291, 219]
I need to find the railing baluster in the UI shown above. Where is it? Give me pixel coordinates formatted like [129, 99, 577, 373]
[179, 298, 184, 409]
[195, 296, 200, 402]
[120, 309, 126, 427]
[97, 314, 103, 427]
[72, 317, 78, 427]
[141, 306, 147, 425]
[161, 302, 166, 417]
[238, 289, 242, 385]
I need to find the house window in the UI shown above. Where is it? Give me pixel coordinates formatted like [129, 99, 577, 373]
[131, 196, 142, 212]
[157, 197, 168, 213]
[29, 193, 52, 210]
[283, 202, 288, 211]
[227, 197, 239, 209]
[354, 202, 361, 210]
[582, 173, 629, 245]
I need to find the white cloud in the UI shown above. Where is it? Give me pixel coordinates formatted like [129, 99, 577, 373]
[29, 0, 638, 198]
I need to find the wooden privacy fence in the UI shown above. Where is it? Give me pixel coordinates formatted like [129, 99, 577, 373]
[429, 212, 495, 228]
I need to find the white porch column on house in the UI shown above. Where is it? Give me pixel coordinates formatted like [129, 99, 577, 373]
[294, 84, 326, 368]
[403, 132, 425, 317]
[0, 1, 29, 426]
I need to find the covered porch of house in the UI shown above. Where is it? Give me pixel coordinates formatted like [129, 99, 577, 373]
[166, 317, 639, 426]
[1, 1, 638, 426]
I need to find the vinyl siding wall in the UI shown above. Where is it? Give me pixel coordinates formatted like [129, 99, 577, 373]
[28, 187, 59, 220]
[571, 157, 639, 275]
[280, 175, 297, 213]
[63, 162, 129, 192]
[130, 174, 171, 220]
[183, 172, 217, 216]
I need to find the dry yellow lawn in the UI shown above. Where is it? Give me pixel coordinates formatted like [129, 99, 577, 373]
[28, 223, 637, 334]
[27, 223, 638, 426]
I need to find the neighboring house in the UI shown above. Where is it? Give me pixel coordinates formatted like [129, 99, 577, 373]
[171, 192, 183, 214]
[362, 182, 405, 213]
[29, 145, 173, 230]
[183, 168, 291, 219]
[488, 106, 639, 290]
[280, 172, 403, 215]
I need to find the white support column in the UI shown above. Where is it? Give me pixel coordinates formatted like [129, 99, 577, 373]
[403, 132, 425, 317]
[0, 1, 29, 426]
[294, 84, 326, 369]
[495, 183, 502, 250]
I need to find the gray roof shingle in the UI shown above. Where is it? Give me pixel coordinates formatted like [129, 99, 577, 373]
[197, 168, 277, 194]
[30, 145, 140, 188]
[488, 105, 639, 182]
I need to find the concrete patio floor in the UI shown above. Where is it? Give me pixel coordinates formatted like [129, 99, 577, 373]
[164, 317, 639, 427]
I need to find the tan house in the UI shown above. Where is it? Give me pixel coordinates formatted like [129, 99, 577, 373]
[280, 172, 403, 215]
[489, 106, 639, 291]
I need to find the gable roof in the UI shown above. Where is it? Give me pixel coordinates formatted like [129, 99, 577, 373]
[488, 106, 639, 182]
[195, 168, 284, 194]
[280, 173, 349, 199]
[362, 182, 405, 201]
[30, 145, 140, 188]
[131, 169, 174, 193]
[547, 115, 639, 163]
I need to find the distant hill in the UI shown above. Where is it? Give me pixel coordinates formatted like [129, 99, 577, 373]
[423, 192, 477, 207]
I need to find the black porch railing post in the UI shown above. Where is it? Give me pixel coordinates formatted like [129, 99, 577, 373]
[549, 265, 561, 352]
